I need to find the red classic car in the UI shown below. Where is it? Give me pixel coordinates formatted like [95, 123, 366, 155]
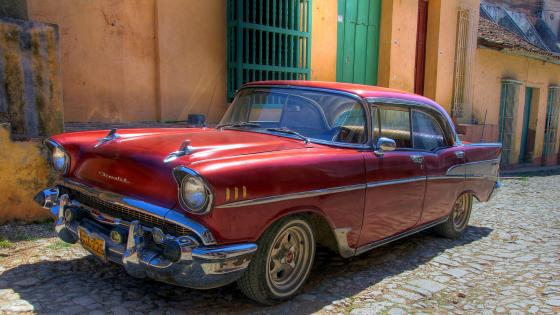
[34, 81, 501, 304]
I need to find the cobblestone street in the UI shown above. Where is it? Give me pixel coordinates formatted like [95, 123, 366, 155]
[0, 175, 559, 314]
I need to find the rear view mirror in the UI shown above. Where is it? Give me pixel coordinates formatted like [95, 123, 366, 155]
[375, 137, 396, 155]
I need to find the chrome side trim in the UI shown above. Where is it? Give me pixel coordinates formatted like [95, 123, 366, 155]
[427, 175, 464, 181]
[463, 143, 502, 148]
[355, 217, 448, 255]
[216, 176, 430, 209]
[366, 176, 426, 188]
[446, 158, 500, 180]
[57, 178, 217, 245]
[215, 184, 366, 209]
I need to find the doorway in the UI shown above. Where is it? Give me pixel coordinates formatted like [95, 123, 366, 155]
[414, 0, 429, 95]
[336, 0, 381, 85]
[519, 87, 539, 164]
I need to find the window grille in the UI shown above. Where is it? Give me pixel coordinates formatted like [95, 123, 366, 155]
[0, 0, 28, 20]
[498, 80, 522, 166]
[543, 86, 560, 159]
[451, 8, 476, 121]
[227, 0, 312, 100]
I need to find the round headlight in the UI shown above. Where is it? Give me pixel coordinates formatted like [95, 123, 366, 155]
[180, 175, 210, 213]
[52, 147, 68, 173]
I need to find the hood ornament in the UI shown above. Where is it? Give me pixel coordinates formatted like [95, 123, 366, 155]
[164, 140, 194, 163]
[95, 128, 120, 148]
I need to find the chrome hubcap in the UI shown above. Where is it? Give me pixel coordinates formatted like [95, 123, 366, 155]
[452, 194, 471, 230]
[266, 224, 312, 295]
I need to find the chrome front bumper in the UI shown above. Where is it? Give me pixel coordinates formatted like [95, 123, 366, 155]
[35, 185, 257, 289]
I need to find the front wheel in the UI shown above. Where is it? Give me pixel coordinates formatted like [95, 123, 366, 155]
[433, 193, 473, 238]
[237, 216, 316, 305]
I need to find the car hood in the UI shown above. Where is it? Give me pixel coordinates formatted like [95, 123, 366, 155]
[53, 128, 309, 208]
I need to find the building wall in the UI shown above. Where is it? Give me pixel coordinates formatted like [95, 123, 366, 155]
[473, 47, 560, 165]
[155, 0, 227, 124]
[424, 0, 480, 116]
[378, 0, 419, 93]
[310, 0, 337, 82]
[28, 0, 158, 123]
[27, 0, 338, 124]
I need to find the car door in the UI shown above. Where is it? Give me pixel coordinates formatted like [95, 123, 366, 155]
[410, 109, 466, 225]
[359, 104, 426, 247]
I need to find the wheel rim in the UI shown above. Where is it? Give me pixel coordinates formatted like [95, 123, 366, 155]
[266, 223, 313, 296]
[452, 194, 471, 230]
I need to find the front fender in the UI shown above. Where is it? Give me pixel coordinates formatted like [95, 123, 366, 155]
[183, 147, 366, 248]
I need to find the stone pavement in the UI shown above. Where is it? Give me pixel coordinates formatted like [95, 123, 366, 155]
[0, 175, 559, 314]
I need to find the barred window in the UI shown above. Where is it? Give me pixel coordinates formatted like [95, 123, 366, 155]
[543, 86, 560, 159]
[227, 0, 312, 100]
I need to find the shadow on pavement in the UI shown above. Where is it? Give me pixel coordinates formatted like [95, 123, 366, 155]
[1, 225, 492, 314]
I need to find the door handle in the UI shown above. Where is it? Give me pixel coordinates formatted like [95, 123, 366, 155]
[410, 155, 424, 164]
[455, 151, 465, 159]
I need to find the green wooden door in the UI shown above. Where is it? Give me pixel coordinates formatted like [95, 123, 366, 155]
[336, 0, 381, 85]
[519, 87, 533, 164]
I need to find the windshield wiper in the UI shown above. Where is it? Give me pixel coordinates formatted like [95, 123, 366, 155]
[266, 127, 310, 144]
[216, 122, 261, 129]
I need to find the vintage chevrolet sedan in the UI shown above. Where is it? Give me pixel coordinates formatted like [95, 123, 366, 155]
[34, 81, 501, 304]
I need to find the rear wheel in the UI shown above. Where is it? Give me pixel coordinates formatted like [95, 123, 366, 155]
[433, 193, 473, 238]
[237, 216, 315, 305]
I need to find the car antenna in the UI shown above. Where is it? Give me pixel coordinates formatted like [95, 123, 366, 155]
[479, 109, 487, 143]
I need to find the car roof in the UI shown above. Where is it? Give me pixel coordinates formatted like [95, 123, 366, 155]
[243, 80, 456, 135]
[244, 80, 437, 106]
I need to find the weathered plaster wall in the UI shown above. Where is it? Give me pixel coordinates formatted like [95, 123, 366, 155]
[0, 124, 51, 223]
[28, 0, 158, 123]
[378, 0, 419, 93]
[0, 17, 63, 137]
[473, 47, 560, 165]
[310, 0, 337, 82]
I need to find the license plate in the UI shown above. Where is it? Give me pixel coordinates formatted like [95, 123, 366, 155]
[78, 227, 106, 261]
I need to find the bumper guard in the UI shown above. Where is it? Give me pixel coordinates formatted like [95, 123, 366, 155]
[35, 185, 257, 289]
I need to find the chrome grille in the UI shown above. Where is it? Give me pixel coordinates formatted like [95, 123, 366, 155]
[66, 188, 191, 236]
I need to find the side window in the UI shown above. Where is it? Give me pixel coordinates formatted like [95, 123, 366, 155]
[379, 107, 412, 148]
[412, 110, 447, 150]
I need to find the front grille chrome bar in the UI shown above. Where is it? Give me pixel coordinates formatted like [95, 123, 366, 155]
[56, 178, 217, 245]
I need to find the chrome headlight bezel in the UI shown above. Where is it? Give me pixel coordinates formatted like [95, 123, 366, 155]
[172, 166, 214, 215]
[45, 139, 70, 175]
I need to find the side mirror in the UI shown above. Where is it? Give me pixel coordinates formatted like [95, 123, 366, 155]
[375, 137, 396, 155]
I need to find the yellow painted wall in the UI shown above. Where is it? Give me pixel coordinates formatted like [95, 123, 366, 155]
[0, 126, 51, 223]
[424, 0, 479, 114]
[378, 0, 418, 92]
[155, 0, 227, 124]
[473, 48, 560, 165]
[310, 0, 337, 81]
[28, 0, 158, 123]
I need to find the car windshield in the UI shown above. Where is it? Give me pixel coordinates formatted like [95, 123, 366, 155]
[219, 88, 367, 144]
